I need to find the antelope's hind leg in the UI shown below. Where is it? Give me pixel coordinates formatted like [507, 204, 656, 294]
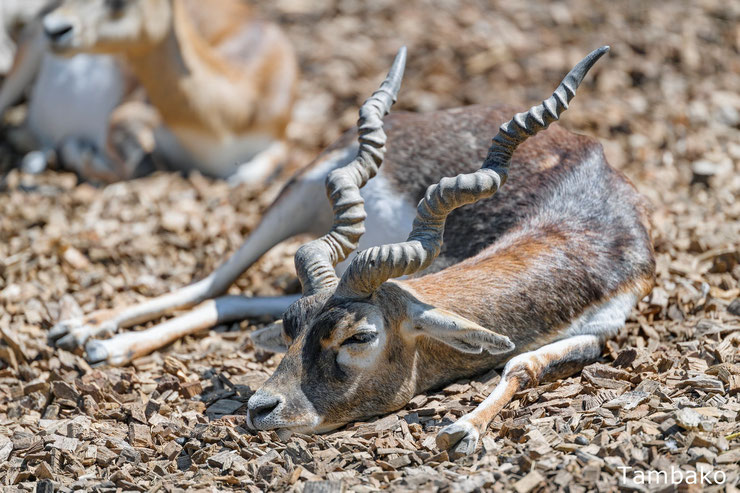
[84, 294, 298, 366]
[48, 168, 329, 352]
[436, 334, 603, 458]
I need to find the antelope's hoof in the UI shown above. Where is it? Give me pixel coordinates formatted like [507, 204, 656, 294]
[48, 318, 90, 350]
[85, 340, 110, 366]
[436, 420, 480, 459]
[48, 317, 116, 350]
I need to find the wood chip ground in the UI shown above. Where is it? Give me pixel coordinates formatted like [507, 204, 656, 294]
[0, 0, 738, 491]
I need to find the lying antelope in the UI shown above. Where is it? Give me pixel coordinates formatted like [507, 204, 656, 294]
[4, 0, 298, 182]
[0, 0, 50, 74]
[0, 19, 130, 181]
[49, 47, 654, 457]
[243, 46, 654, 457]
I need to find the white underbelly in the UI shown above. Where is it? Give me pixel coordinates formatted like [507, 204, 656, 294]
[156, 126, 276, 178]
[336, 164, 417, 274]
[27, 53, 124, 151]
[294, 142, 418, 275]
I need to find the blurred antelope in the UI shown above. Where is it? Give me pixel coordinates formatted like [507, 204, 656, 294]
[2, 0, 298, 182]
[0, 11, 130, 181]
[241, 46, 654, 457]
[49, 49, 654, 457]
[0, 0, 51, 74]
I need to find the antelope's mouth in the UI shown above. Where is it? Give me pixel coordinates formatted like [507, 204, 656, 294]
[246, 410, 343, 435]
[44, 17, 78, 52]
[245, 410, 326, 434]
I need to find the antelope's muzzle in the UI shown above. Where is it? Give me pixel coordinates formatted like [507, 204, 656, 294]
[247, 389, 284, 430]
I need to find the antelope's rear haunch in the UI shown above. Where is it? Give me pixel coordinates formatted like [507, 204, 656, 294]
[246, 46, 654, 457]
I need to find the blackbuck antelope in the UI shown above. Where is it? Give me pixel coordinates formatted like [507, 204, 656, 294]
[1, 0, 298, 182]
[243, 46, 654, 457]
[49, 47, 654, 455]
[0, 14, 129, 181]
[0, 0, 50, 74]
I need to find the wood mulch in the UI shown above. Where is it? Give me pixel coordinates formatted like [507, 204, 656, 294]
[1, 0, 738, 491]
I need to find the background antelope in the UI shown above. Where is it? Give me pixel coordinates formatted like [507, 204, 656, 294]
[0, 13, 130, 181]
[242, 46, 655, 458]
[1, 0, 298, 182]
[0, 0, 51, 74]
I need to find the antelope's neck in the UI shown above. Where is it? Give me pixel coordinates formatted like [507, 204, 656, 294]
[123, 0, 250, 137]
[413, 336, 504, 393]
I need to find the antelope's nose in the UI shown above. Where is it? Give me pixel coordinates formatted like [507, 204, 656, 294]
[247, 391, 283, 427]
[43, 16, 74, 42]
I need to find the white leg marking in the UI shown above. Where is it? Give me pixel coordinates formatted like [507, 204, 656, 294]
[85, 295, 300, 366]
[437, 334, 604, 458]
[565, 292, 638, 339]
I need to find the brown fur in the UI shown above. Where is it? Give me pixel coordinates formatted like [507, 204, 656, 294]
[47, 0, 298, 147]
[125, 0, 296, 139]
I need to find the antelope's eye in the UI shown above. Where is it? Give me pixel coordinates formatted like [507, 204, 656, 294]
[106, 0, 128, 15]
[341, 331, 377, 346]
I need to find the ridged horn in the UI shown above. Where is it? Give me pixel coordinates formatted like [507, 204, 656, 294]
[294, 47, 407, 295]
[336, 46, 609, 299]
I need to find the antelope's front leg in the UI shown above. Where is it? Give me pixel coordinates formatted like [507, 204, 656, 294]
[228, 141, 288, 186]
[59, 137, 121, 184]
[436, 335, 603, 458]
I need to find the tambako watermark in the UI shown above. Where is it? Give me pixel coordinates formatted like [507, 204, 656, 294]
[618, 465, 727, 486]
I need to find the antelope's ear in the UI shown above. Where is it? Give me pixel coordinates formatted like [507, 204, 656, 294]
[250, 320, 289, 353]
[407, 303, 515, 355]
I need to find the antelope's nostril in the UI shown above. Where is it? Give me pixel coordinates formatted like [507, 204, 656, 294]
[44, 18, 74, 41]
[248, 393, 281, 421]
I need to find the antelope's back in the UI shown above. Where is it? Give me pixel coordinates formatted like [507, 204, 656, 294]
[294, 102, 654, 304]
[378, 104, 653, 278]
[382, 104, 654, 371]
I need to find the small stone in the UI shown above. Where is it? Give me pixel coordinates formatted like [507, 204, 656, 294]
[205, 399, 242, 419]
[62, 246, 91, 270]
[675, 408, 714, 431]
[177, 454, 192, 471]
[690, 160, 716, 186]
[35, 479, 54, 493]
[21, 151, 48, 174]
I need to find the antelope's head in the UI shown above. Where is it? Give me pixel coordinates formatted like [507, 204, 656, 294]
[42, 0, 172, 56]
[248, 47, 609, 433]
